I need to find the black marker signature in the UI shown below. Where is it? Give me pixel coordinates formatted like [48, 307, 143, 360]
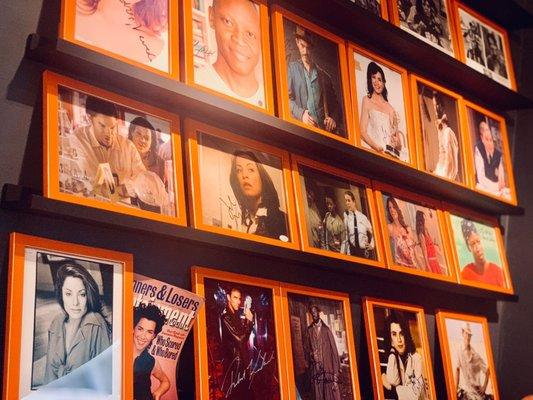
[193, 40, 216, 57]
[219, 196, 242, 222]
[221, 350, 275, 397]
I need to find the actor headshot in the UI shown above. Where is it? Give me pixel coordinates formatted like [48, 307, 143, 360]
[133, 303, 170, 400]
[483, 30, 508, 79]
[342, 190, 376, 259]
[284, 22, 345, 136]
[193, 0, 266, 108]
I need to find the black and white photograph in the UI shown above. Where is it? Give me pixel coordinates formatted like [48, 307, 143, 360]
[351, 0, 384, 18]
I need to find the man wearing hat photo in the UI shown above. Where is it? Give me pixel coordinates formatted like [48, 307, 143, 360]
[287, 24, 342, 134]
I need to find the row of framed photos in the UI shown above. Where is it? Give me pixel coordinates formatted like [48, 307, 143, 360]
[59, 2, 518, 205]
[3, 232, 502, 399]
[44, 70, 513, 294]
[61, 0, 517, 93]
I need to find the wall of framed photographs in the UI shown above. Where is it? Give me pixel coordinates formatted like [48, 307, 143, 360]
[1, 0, 533, 399]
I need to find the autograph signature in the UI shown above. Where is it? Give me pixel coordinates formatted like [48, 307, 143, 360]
[193, 40, 216, 57]
[221, 350, 275, 396]
[219, 196, 241, 222]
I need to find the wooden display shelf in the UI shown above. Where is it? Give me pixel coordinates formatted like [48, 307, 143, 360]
[25, 34, 523, 216]
[274, 0, 532, 111]
[1, 183, 519, 302]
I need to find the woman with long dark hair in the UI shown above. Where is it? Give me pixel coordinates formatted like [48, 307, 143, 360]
[386, 197, 417, 268]
[415, 210, 443, 274]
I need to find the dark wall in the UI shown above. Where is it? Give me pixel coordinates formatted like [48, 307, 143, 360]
[0, 1, 532, 399]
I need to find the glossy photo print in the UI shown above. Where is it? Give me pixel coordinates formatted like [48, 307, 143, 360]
[414, 79, 465, 184]
[351, 47, 412, 163]
[464, 104, 515, 203]
[61, 0, 175, 75]
[436, 312, 500, 400]
[44, 72, 186, 225]
[193, 269, 284, 400]
[284, 290, 359, 399]
[448, 213, 511, 292]
[364, 299, 436, 400]
[3, 233, 132, 399]
[185, 0, 273, 111]
[393, 0, 455, 56]
[295, 160, 380, 263]
[379, 191, 451, 279]
[456, 4, 515, 90]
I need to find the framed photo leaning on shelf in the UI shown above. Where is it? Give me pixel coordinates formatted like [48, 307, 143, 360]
[3, 233, 133, 399]
[291, 154, 385, 267]
[185, 118, 299, 249]
[191, 266, 288, 399]
[452, 1, 517, 91]
[374, 181, 456, 282]
[43, 71, 187, 225]
[280, 283, 361, 399]
[436, 311, 500, 400]
[363, 297, 437, 400]
[411, 74, 468, 186]
[444, 203, 513, 294]
[348, 43, 415, 166]
[271, 5, 354, 145]
[60, 0, 178, 77]
[461, 100, 517, 205]
[388, 0, 457, 57]
[182, 0, 275, 113]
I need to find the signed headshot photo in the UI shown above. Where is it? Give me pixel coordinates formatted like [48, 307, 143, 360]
[415, 82, 464, 183]
[395, 0, 455, 56]
[55, 85, 179, 218]
[281, 17, 347, 138]
[286, 292, 357, 399]
[458, 6, 513, 89]
[297, 164, 377, 261]
[437, 313, 499, 400]
[353, 50, 410, 163]
[195, 130, 291, 242]
[190, 0, 268, 109]
[381, 193, 449, 277]
[365, 300, 435, 400]
[448, 214, 509, 290]
[65, 0, 171, 72]
[465, 106, 513, 202]
[203, 277, 281, 399]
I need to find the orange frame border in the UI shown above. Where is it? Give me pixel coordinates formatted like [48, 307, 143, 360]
[191, 266, 289, 400]
[387, 0, 458, 58]
[363, 297, 437, 400]
[451, 1, 517, 91]
[271, 5, 355, 146]
[60, 0, 179, 79]
[409, 74, 470, 188]
[184, 118, 300, 250]
[3, 232, 134, 399]
[290, 153, 385, 268]
[347, 42, 417, 168]
[280, 283, 361, 399]
[43, 70, 187, 226]
[373, 181, 457, 283]
[460, 99, 517, 205]
[442, 201, 513, 294]
[435, 310, 501, 400]
[182, 0, 275, 115]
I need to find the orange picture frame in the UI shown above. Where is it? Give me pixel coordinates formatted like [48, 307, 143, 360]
[3, 232, 133, 399]
[452, 1, 517, 91]
[271, 5, 355, 146]
[182, 0, 275, 114]
[410, 74, 470, 187]
[185, 118, 300, 250]
[291, 153, 385, 268]
[363, 297, 437, 400]
[348, 42, 416, 167]
[373, 181, 457, 282]
[60, 0, 179, 79]
[280, 283, 362, 399]
[191, 266, 289, 399]
[443, 202, 513, 294]
[436, 311, 501, 399]
[460, 99, 517, 205]
[43, 70, 187, 226]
